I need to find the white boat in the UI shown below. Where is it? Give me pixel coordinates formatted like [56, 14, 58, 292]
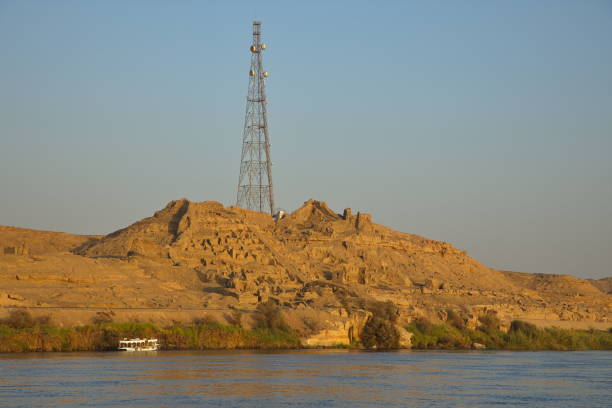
[118, 338, 158, 351]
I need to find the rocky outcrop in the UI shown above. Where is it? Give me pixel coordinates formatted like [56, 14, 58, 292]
[299, 309, 370, 347]
[0, 198, 610, 342]
[3, 243, 28, 256]
[0, 225, 93, 255]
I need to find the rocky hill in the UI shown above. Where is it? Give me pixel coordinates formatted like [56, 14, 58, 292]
[0, 199, 609, 346]
[589, 277, 612, 294]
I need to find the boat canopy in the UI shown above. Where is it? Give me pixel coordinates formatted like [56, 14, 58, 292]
[119, 338, 158, 346]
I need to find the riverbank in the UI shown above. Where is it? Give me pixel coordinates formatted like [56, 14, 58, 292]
[406, 317, 612, 351]
[1, 320, 610, 353]
[0, 321, 300, 353]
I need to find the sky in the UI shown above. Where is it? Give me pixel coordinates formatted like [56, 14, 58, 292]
[0, 0, 611, 279]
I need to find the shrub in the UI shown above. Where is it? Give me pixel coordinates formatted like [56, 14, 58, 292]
[414, 317, 433, 333]
[367, 301, 399, 323]
[360, 301, 400, 349]
[361, 316, 400, 349]
[300, 315, 324, 335]
[254, 300, 289, 331]
[509, 320, 538, 336]
[36, 315, 51, 326]
[192, 315, 218, 326]
[2, 310, 38, 329]
[406, 318, 471, 349]
[250, 327, 300, 348]
[478, 311, 500, 334]
[92, 312, 113, 325]
[229, 310, 243, 327]
[446, 309, 466, 330]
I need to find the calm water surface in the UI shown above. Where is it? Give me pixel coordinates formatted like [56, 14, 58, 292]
[0, 350, 610, 407]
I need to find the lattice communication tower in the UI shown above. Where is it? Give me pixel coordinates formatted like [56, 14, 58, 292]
[236, 21, 275, 215]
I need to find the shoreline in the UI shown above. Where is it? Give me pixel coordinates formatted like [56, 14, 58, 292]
[1, 320, 610, 353]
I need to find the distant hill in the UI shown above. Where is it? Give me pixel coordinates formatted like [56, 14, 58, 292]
[589, 277, 612, 294]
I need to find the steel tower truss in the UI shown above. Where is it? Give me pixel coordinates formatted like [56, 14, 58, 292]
[236, 21, 275, 215]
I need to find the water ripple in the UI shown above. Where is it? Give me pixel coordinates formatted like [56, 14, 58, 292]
[0, 350, 610, 407]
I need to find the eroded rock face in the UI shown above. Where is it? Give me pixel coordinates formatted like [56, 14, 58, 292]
[76, 199, 523, 308]
[0, 198, 610, 343]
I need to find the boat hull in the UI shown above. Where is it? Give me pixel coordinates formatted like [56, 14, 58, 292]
[118, 347, 157, 352]
[117, 338, 159, 352]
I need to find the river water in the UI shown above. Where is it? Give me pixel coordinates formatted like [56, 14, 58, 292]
[0, 350, 610, 407]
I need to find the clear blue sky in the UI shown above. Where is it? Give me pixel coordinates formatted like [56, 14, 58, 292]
[1, 0, 611, 279]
